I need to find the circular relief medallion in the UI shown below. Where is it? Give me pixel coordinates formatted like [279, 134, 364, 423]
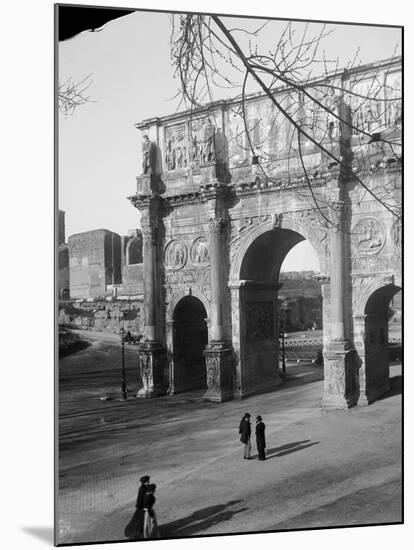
[190, 236, 210, 265]
[352, 217, 385, 255]
[164, 239, 187, 270]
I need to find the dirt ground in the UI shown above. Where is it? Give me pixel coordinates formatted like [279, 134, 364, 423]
[57, 335, 402, 545]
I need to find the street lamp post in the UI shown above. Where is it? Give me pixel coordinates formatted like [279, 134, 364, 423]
[280, 312, 287, 378]
[120, 327, 127, 401]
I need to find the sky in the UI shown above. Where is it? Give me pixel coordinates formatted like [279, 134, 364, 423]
[58, 9, 401, 271]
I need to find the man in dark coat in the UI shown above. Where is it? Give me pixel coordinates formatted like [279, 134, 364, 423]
[239, 413, 251, 459]
[255, 416, 266, 460]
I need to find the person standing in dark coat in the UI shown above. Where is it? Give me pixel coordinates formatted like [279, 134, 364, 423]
[239, 413, 252, 459]
[124, 475, 150, 539]
[255, 416, 266, 460]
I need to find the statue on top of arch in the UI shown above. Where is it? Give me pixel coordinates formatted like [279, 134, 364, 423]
[142, 135, 157, 175]
[201, 118, 216, 164]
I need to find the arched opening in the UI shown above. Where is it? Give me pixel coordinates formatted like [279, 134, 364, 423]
[235, 226, 323, 397]
[172, 296, 208, 393]
[127, 237, 142, 265]
[363, 284, 401, 403]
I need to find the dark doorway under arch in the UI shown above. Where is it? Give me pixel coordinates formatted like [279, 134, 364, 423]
[172, 296, 208, 393]
[363, 284, 401, 403]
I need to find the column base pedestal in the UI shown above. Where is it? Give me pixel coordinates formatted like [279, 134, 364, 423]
[136, 341, 166, 398]
[322, 341, 360, 410]
[358, 380, 390, 406]
[203, 342, 234, 402]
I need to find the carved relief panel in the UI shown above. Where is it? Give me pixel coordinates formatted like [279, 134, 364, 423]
[164, 239, 188, 270]
[190, 236, 210, 265]
[246, 301, 274, 341]
[351, 217, 385, 255]
[190, 116, 217, 165]
[165, 123, 187, 171]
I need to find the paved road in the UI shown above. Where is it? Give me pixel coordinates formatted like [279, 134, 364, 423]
[57, 338, 402, 545]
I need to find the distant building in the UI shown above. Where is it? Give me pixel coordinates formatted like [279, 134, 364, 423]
[68, 229, 122, 299]
[58, 210, 69, 299]
[120, 229, 144, 296]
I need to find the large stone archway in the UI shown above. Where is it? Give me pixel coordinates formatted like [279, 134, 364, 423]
[129, 57, 401, 408]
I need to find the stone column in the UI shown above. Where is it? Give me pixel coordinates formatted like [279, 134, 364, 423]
[329, 199, 346, 341]
[353, 313, 368, 406]
[209, 216, 226, 341]
[322, 195, 359, 409]
[202, 184, 234, 402]
[128, 187, 166, 398]
[322, 98, 359, 409]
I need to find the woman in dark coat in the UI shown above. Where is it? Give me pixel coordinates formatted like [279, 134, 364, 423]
[255, 416, 266, 460]
[239, 413, 251, 459]
[124, 475, 150, 539]
[143, 484, 160, 539]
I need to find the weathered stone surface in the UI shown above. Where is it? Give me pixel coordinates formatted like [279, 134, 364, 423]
[136, 341, 166, 398]
[128, 58, 401, 406]
[203, 342, 234, 402]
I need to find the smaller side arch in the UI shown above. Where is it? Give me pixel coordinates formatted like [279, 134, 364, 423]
[353, 275, 399, 318]
[166, 288, 211, 323]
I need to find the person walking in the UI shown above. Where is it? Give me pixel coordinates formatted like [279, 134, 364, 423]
[239, 413, 252, 459]
[124, 475, 150, 540]
[143, 484, 160, 539]
[255, 416, 266, 461]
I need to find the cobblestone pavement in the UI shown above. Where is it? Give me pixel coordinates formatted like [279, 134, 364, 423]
[57, 339, 402, 545]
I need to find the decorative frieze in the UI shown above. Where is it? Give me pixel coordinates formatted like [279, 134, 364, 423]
[165, 268, 210, 286]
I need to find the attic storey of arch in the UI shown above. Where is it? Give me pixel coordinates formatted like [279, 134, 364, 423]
[170, 14, 402, 221]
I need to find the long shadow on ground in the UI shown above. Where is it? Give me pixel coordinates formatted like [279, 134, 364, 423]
[160, 499, 248, 537]
[251, 440, 320, 461]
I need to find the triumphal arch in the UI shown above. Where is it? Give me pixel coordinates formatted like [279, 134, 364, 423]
[129, 57, 402, 409]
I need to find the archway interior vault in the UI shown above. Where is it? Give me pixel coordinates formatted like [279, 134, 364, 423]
[172, 296, 208, 392]
[240, 228, 305, 281]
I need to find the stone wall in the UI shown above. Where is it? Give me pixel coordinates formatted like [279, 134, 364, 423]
[68, 229, 122, 299]
[59, 298, 144, 335]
